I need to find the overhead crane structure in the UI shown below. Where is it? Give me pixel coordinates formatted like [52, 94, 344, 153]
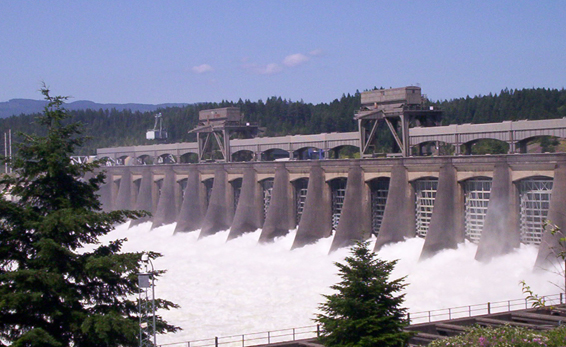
[189, 107, 260, 162]
[355, 86, 442, 157]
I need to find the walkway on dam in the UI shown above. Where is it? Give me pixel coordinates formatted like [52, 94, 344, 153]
[156, 294, 566, 347]
[95, 118, 566, 164]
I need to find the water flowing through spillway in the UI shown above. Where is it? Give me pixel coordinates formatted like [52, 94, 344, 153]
[101, 223, 560, 345]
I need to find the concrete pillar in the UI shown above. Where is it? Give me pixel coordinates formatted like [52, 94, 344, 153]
[259, 164, 294, 243]
[330, 164, 365, 252]
[151, 167, 177, 229]
[291, 163, 332, 249]
[114, 169, 134, 211]
[475, 162, 520, 261]
[374, 164, 415, 251]
[420, 164, 462, 259]
[97, 180, 113, 212]
[130, 167, 154, 227]
[228, 166, 262, 240]
[535, 162, 566, 270]
[199, 167, 233, 238]
[174, 167, 205, 233]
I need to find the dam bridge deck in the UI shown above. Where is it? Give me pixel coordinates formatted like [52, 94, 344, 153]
[96, 118, 566, 164]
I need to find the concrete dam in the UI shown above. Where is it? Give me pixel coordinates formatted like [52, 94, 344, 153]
[97, 153, 566, 269]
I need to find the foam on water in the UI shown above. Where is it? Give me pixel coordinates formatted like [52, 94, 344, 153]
[101, 222, 560, 344]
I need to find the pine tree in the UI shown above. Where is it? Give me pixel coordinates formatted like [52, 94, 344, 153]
[0, 88, 179, 346]
[316, 241, 412, 347]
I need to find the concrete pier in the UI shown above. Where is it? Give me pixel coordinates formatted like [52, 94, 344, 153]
[174, 167, 205, 233]
[374, 164, 415, 251]
[475, 162, 519, 261]
[420, 164, 462, 259]
[199, 168, 233, 238]
[330, 164, 366, 252]
[535, 161, 566, 269]
[259, 165, 295, 243]
[151, 167, 177, 229]
[228, 166, 262, 240]
[130, 167, 153, 227]
[292, 163, 332, 249]
[114, 169, 134, 211]
[96, 153, 563, 263]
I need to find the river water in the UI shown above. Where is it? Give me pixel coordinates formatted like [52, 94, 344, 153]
[101, 222, 559, 345]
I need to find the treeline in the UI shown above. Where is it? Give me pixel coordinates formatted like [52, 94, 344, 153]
[437, 87, 566, 124]
[0, 88, 564, 155]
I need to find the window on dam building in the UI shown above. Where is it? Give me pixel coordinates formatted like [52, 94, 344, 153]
[369, 178, 390, 236]
[231, 178, 242, 213]
[414, 178, 438, 238]
[293, 178, 309, 226]
[204, 178, 214, 208]
[330, 178, 347, 231]
[261, 178, 274, 221]
[519, 177, 553, 245]
[463, 178, 492, 243]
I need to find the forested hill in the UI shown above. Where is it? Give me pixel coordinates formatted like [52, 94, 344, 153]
[0, 87, 564, 155]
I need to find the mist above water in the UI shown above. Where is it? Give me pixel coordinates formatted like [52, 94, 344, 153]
[101, 223, 559, 345]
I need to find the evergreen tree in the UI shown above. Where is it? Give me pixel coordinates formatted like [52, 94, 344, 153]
[316, 241, 411, 347]
[0, 88, 179, 346]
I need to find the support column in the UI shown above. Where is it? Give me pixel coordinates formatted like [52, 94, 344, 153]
[114, 169, 134, 211]
[199, 168, 233, 238]
[97, 180, 113, 212]
[291, 163, 332, 249]
[130, 167, 154, 227]
[475, 162, 520, 261]
[259, 164, 294, 243]
[420, 164, 461, 259]
[228, 166, 262, 240]
[374, 164, 415, 251]
[174, 167, 205, 233]
[330, 164, 365, 252]
[535, 162, 566, 270]
[151, 167, 177, 229]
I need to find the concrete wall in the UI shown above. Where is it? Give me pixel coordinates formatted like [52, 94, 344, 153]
[98, 153, 566, 265]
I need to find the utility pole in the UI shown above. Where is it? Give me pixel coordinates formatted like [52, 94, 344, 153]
[139, 253, 156, 347]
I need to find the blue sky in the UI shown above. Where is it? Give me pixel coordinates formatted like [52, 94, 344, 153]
[1, 1, 564, 104]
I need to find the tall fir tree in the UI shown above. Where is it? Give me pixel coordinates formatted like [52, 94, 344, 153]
[0, 88, 179, 347]
[316, 241, 412, 347]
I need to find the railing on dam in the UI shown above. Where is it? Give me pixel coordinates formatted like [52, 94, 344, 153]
[157, 293, 564, 347]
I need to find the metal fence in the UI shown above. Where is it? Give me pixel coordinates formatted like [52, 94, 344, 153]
[159, 325, 320, 347]
[407, 292, 564, 325]
[158, 293, 564, 347]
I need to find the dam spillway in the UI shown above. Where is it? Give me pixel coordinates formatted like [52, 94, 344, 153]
[97, 153, 566, 268]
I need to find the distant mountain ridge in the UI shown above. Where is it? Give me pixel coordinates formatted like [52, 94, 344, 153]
[0, 98, 188, 118]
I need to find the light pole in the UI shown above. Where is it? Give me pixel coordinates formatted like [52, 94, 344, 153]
[139, 253, 156, 347]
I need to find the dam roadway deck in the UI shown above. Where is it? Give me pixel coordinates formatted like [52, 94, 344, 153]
[98, 153, 566, 267]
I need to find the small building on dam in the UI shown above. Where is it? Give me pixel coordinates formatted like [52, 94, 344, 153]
[95, 87, 566, 270]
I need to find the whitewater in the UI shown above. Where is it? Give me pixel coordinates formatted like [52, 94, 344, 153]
[101, 222, 560, 345]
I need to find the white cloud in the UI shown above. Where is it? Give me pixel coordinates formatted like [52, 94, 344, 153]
[241, 49, 321, 75]
[283, 53, 310, 67]
[192, 64, 214, 74]
[242, 62, 283, 75]
[309, 48, 323, 56]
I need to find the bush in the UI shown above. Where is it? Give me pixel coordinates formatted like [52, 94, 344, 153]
[428, 324, 566, 347]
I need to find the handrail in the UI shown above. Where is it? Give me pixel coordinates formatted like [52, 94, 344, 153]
[158, 293, 564, 347]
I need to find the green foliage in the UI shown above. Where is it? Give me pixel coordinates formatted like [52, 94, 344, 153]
[1, 87, 564, 157]
[468, 139, 509, 155]
[0, 88, 179, 346]
[316, 241, 411, 347]
[519, 281, 547, 308]
[428, 324, 566, 347]
[436, 88, 566, 124]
